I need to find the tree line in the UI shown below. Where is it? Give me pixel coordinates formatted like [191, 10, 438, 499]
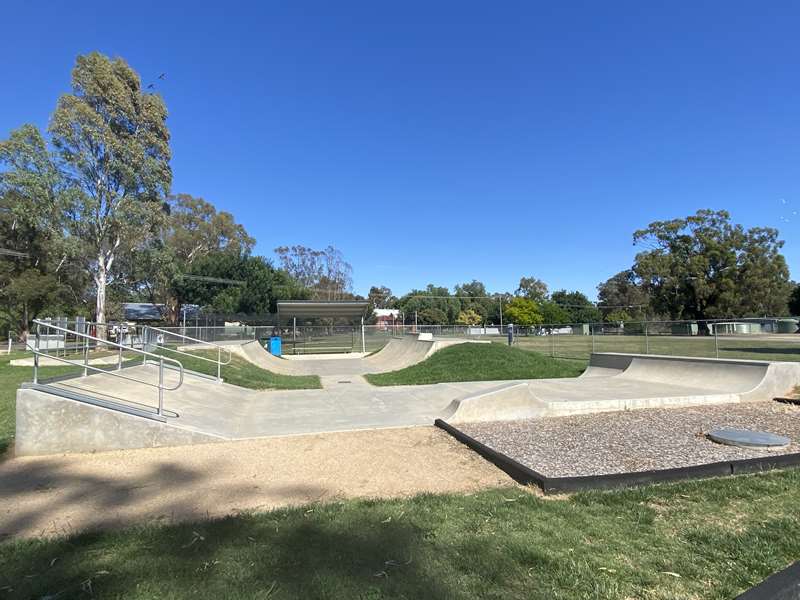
[369, 209, 797, 327]
[2, 53, 796, 339]
[0, 52, 356, 340]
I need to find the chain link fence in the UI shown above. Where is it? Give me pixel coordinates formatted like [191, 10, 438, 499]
[24, 316, 800, 362]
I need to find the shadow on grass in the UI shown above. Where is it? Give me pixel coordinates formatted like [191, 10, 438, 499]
[1, 491, 458, 599]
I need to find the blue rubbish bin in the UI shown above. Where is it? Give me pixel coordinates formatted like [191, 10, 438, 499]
[268, 336, 282, 357]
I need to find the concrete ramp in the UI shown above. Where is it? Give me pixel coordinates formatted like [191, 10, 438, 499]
[445, 353, 800, 423]
[233, 335, 482, 378]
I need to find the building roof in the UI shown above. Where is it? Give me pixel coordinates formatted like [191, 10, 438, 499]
[276, 300, 370, 321]
[122, 303, 200, 321]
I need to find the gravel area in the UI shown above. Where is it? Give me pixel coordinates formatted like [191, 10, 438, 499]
[457, 402, 800, 477]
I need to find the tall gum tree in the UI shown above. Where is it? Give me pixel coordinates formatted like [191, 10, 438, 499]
[49, 52, 171, 336]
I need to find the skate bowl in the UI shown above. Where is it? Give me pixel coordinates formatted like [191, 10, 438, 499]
[442, 352, 800, 423]
[232, 335, 484, 377]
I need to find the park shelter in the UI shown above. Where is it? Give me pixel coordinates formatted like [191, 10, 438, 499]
[276, 301, 370, 352]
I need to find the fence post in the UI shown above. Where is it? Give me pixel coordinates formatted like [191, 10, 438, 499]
[714, 323, 719, 359]
[361, 317, 366, 353]
[644, 321, 649, 354]
[591, 325, 595, 354]
[217, 346, 222, 382]
[117, 342, 123, 371]
[33, 327, 40, 384]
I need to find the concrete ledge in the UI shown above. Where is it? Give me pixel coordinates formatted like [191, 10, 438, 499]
[435, 418, 800, 494]
[16, 388, 225, 456]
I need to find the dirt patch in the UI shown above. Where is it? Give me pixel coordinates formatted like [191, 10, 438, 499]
[0, 426, 514, 540]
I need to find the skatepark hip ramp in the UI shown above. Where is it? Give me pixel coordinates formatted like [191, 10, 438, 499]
[441, 352, 800, 423]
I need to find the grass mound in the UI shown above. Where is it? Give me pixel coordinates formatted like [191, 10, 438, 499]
[177, 350, 321, 390]
[365, 342, 584, 386]
[2, 470, 799, 599]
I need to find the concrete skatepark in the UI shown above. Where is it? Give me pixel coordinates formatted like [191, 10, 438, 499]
[15, 331, 800, 456]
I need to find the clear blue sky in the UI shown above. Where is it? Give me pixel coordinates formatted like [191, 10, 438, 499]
[2, 1, 799, 299]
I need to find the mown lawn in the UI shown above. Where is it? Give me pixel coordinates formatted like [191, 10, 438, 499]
[1, 469, 799, 599]
[506, 333, 800, 363]
[165, 349, 321, 390]
[0, 352, 83, 456]
[365, 343, 584, 386]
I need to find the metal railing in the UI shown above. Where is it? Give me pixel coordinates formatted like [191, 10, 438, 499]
[31, 319, 184, 416]
[142, 325, 232, 381]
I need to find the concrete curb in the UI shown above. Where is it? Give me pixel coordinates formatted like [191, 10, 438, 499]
[434, 418, 800, 494]
[734, 561, 800, 599]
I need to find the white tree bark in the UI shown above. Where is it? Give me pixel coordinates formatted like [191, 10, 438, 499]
[95, 252, 107, 340]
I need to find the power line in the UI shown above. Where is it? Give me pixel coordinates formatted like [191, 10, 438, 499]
[401, 294, 644, 309]
[0, 248, 29, 258]
[177, 274, 246, 286]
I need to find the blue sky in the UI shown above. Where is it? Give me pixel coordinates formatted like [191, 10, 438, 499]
[2, 1, 799, 299]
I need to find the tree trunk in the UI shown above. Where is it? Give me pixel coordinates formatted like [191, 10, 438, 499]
[19, 302, 29, 344]
[95, 254, 107, 341]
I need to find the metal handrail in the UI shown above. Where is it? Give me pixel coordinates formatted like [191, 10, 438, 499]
[31, 319, 184, 416]
[142, 325, 232, 382]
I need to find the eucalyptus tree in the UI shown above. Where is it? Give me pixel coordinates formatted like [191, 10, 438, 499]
[49, 52, 172, 337]
[0, 125, 86, 339]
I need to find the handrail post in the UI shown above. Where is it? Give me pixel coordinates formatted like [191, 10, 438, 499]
[83, 332, 89, 377]
[158, 357, 164, 416]
[117, 342, 123, 370]
[33, 325, 40, 384]
[142, 326, 147, 365]
[644, 321, 649, 354]
[217, 346, 221, 382]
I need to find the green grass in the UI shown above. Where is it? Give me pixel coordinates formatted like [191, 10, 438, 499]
[2, 470, 799, 599]
[165, 349, 321, 390]
[365, 343, 584, 386]
[0, 352, 84, 457]
[507, 333, 800, 362]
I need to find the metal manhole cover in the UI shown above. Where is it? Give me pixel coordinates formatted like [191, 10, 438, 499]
[707, 428, 791, 449]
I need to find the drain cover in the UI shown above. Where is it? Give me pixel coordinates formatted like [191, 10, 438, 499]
[338, 380, 351, 384]
[708, 428, 791, 449]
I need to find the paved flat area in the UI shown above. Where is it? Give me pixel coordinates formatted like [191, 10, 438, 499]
[458, 402, 800, 477]
[52, 366, 506, 438]
[0, 427, 515, 540]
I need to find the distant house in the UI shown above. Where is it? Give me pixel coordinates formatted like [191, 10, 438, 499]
[373, 308, 401, 329]
[121, 303, 201, 322]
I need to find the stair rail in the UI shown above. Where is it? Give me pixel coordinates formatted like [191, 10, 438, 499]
[141, 325, 232, 382]
[31, 319, 184, 416]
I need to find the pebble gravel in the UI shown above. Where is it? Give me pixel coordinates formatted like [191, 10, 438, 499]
[457, 402, 800, 477]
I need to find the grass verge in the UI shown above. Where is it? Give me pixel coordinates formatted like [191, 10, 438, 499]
[365, 343, 584, 386]
[1, 470, 799, 599]
[168, 349, 321, 390]
[0, 352, 83, 456]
